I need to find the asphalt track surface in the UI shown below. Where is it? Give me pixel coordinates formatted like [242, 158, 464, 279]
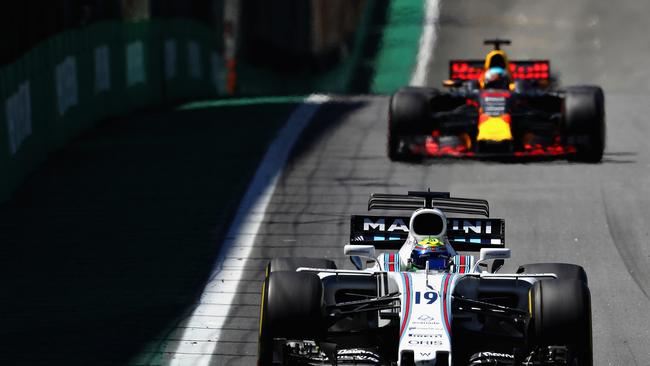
[210, 1, 650, 365]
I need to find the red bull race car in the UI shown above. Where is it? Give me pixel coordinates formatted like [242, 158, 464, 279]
[388, 39, 606, 162]
[258, 191, 592, 365]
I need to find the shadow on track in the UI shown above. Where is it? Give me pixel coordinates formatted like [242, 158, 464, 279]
[601, 151, 637, 164]
[0, 103, 296, 366]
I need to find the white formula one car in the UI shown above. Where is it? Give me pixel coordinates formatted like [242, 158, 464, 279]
[258, 191, 592, 365]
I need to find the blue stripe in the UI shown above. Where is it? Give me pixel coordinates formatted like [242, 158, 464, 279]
[454, 255, 460, 273]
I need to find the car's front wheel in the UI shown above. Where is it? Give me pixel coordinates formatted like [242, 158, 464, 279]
[388, 88, 433, 161]
[258, 270, 325, 365]
[530, 279, 592, 366]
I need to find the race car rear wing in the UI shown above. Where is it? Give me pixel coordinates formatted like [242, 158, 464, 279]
[449, 59, 550, 81]
[349, 215, 505, 252]
[368, 191, 490, 216]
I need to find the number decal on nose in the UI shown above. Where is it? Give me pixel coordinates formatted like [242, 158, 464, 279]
[414, 291, 438, 304]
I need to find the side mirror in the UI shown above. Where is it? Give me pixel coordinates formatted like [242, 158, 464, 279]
[479, 248, 511, 261]
[344, 245, 376, 270]
[472, 248, 511, 273]
[344, 244, 376, 259]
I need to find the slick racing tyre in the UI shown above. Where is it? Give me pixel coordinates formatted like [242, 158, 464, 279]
[530, 279, 593, 366]
[268, 257, 337, 273]
[516, 263, 588, 285]
[258, 271, 324, 365]
[563, 86, 605, 162]
[388, 88, 434, 161]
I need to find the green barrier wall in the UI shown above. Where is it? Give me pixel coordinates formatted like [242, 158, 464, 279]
[0, 19, 225, 202]
[370, 0, 424, 93]
[0, 0, 419, 203]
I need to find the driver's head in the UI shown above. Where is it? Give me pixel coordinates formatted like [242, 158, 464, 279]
[483, 67, 509, 89]
[410, 237, 448, 270]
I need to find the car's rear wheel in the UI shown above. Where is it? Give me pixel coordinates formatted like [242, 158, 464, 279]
[258, 271, 324, 365]
[530, 279, 593, 366]
[388, 88, 433, 161]
[563, 86, 605, 162]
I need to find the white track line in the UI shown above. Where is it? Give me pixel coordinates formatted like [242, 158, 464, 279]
[410, 0, 441, 86]
[209, 93, 330, 280]
[151, 94, 330, 366]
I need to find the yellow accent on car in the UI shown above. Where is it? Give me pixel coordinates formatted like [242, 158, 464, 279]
[418, 237, 444, 247]
[459, 132, 472, 150]
[484, 50, 510, 70]
[259, 264, 270, 339]
[259, 280, 266, 338]
[479, 50, 513, 88]
[528, 289, 533, 318]
[477, 117, 513, 142]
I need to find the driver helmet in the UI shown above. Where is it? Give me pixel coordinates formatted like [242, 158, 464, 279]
[410, 237, 449, 270]
[483, 67, 509, 89]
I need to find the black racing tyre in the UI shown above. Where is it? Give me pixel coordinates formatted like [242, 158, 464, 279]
[530, 279, 593, 366]
[258, 271, 324, 365]
[388, 88, 433, 161]
[400, 350, 415, 366]
[563, 86, 605, 162]
[268, 257, 336, 273]
[516, 263, 588, 285]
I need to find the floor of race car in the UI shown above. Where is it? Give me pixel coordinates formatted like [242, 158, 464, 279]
[403, 135, 576, 159]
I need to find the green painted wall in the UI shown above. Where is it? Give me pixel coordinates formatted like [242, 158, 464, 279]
[0, 19, 226, 203]
[370, 0, 425, 93]
[0, 0, 427, 203]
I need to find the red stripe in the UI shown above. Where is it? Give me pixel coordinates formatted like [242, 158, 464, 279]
[399, 274, 411, 337]
[389, 253, 395, 272]
[460, 255, 466, 273]
[443, 274, 452, 334]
